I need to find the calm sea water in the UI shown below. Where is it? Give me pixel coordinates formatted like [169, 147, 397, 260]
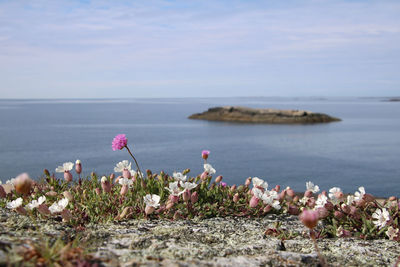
[0, 97, 399, 197]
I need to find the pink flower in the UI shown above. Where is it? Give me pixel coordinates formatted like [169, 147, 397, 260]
[202, 150, 210, 160]
[112, 134, 128, 151]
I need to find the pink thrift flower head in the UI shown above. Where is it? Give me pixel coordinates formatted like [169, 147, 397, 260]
[112, 134, 128, 151]
[299, 209, 319, 229]
[202, 150, 210, 160]
[221, 182, 227, 187]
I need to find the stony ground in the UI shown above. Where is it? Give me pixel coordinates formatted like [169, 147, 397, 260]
[0, 208, 399, 266]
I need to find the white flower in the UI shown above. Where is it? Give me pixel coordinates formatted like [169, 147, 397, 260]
[5, 178, 16, 190]
[55, 162, 74, 172]
[261, 190, 280, 209]
[101, 176, 108, 183]
[26, 196, 46, 210]
[271, 200, 281, 210]
[252, 188, 264, 199]
[315, 194, 328, 208]
[180, 181, 197, 191]
[130, 169, 144, 178]
[252, 177, 268, 190]
[386, 226, 399, 240]
[49, 198, 69, 214]
[75, 159, 81, 164]
[204, 164, 216, 175]
[114, 160, 132, 172]
[165, 181, 185, 196]
[6, 198, 23, 209]
[306, 181, 320, 193]
[173, 172, 187, 182]
[299, 196, 309, 205]
[372, 208, 390, 229]
[328, 187, 343, 204]
[118, 177, 133, 187]
[346, 195, 355, 205]
[143, 194, 160, 208]
[354, 187, 365, 201]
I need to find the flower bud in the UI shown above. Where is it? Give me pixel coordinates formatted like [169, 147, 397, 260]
[324, 201, 334, 211]
[75, 160, 82, 174]
[46, 191, 58, 197]
[245, 177, 251, 187]
[274, 185, 281, 192]
[341, 204, 351, 214]
[362, 194, 375, 203]
[356, 199, 366, 208]
[278, 190, 286, 201]
[14, 173, 33, 195]
[293, 196, 299, 203]
[120, 184, 128, 196]
[304, 190, 313, 198]
[191, 191, 198, 204]
[249, 196, 259, 208]
[169, 195, 179, 203]
[145, 205, 155, 215]
[95, 188, 101, 195]
[110, 173, 115, 181]
[64, 171, 73, 182]
[286, 187, 295, 198]
[388, 196, 397, 201]
[16, 206, 27, 215]
[61, 209, 72, 222]
[299, 209, 319, 229]
[63, 191, 73, 201]
[200, 171, 208, 180]
[215, 176, 223, 183]
[233, 193, 239, 203]
[38, 204, 50, 215]
[288, 205, 300, 215]
[122, 169, 131, 179]
[263, 205, 272, 213]
[334, 210, 345, 219]
[117, 206, 131, 220]
[101, 176, 112, 193]
[230, 184, 237, 191]
[0, 185, 6, 198]
[316, 207, 329, 219]
[183, 189, 191, 202]
[306, 198, 316, 208]
[166, 202, 174, 209]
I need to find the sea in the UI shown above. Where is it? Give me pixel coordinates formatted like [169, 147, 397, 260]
[0, 97, 399, 197]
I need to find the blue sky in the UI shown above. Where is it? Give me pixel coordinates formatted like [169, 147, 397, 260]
[0, 0, 399, 98]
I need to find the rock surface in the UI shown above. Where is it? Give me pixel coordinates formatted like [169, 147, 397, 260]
[189, 106, 341, 124]
[1, 208, 399, 266]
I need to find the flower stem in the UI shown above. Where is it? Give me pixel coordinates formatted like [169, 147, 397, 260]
[125, 145, 144, 180]
[310, 230, 328, 267]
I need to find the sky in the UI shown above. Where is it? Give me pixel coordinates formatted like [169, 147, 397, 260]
[0, 0, 399, 98]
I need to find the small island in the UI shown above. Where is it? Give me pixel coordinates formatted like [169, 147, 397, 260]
[189, 106, 341, 124]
